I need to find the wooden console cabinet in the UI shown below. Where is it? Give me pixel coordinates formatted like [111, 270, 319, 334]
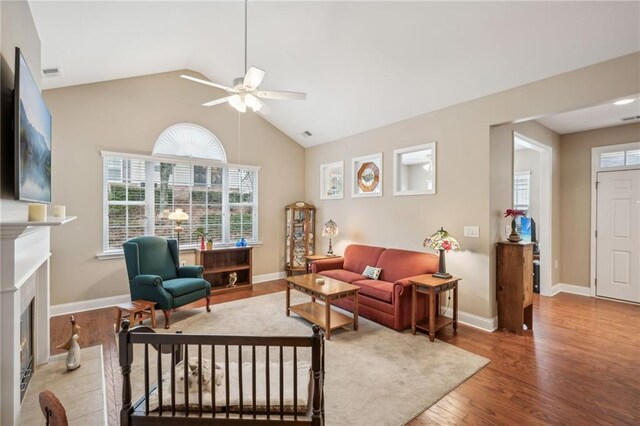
[197, 247, 253, 294]
[496, 242, 534, 335]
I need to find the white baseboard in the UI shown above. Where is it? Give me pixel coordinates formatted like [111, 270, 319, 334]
[551, 283, 591, 297]
[50, 271, 287, 316]
[253, 271, 286, 283]
[442, 307, 498, 332]
[50, 294, 130, 317]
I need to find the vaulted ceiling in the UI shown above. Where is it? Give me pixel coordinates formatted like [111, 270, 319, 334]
[30, 1, 640, 147]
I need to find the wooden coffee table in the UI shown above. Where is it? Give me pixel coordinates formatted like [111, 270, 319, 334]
[284, 273, 359, 340]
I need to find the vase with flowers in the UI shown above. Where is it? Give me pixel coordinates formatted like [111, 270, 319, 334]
[504, 209, 527, 242]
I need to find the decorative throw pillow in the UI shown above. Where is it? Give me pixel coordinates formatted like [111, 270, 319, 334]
[362, 265, 382, 280]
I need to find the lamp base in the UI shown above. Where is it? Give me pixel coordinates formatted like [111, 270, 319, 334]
[432, 272, 452, 279]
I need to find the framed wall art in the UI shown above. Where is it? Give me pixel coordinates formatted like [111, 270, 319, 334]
[393, 142, 436, 196]
[320, 160, 344, 200]
[352, 153, 383, 197]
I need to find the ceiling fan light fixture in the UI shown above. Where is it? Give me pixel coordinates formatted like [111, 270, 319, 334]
[228, 94, 246, 113]
[245, 94, 262, 112]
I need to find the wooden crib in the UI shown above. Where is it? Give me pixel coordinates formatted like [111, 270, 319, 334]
[119, 320, 325, 425]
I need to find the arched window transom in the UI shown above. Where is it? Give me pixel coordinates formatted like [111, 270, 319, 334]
[152, 123, 226, 162]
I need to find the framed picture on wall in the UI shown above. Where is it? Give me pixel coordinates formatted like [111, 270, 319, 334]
[352, 153, 383, 197]
[320, 161, 344, 199]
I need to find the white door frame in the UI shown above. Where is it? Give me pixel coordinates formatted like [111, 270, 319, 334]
[590, 141, 640, 297]
[513, 132, 553, 297]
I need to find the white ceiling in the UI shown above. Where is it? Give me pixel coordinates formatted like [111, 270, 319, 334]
[537, 95, 640, 135]
[30, 1, 640, 147]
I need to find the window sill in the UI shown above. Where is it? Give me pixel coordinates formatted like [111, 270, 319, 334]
[96, 241, 263, 260]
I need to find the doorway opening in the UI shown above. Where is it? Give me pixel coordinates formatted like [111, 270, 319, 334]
[513, 132, 553, 297]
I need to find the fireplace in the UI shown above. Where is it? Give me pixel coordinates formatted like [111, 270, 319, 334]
[20, 298, 34, 401]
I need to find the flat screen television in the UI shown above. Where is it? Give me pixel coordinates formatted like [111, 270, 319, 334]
[14, 47, 52, 203]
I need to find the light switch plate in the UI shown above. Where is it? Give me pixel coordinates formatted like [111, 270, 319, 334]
[464, 226, 480, 238]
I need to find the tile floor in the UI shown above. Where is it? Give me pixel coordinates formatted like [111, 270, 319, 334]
[20, 345, 106, 425]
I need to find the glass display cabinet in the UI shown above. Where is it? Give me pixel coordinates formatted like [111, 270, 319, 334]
[285, 202, 316, 276]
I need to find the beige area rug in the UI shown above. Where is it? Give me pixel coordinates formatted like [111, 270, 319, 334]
[21, 345, 106, 426]
[127, 291, 488, 425]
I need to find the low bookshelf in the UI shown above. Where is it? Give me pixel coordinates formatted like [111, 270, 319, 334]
[196, 247, 253, 294]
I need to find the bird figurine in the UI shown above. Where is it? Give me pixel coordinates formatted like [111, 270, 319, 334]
[65, 334, 81, 371]
[56, 316, 81, 351]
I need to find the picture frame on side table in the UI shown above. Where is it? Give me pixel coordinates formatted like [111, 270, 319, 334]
[393, 142, 436, 196]
[320, 161, 344, 200]
[352, 153, 383, 198]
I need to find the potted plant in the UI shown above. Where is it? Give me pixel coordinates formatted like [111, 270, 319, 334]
[195, 227, 206, 250]
[206, 237, 214, 250]
[504, 209, 527, 242]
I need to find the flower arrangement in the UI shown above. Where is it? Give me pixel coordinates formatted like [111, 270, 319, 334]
[504, 208, 527, 218]
[423, 227, 461, 252]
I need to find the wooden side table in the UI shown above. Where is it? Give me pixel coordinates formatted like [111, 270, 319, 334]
[410, 274, 461, 342]
[304, 254, 337, 273]
[115, 299, 157, 332]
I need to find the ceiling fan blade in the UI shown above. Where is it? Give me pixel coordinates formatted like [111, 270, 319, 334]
[256, 90, 307, 101]
[181, 74, 238, 93]
[202, 96, 233, 107]
[243, 66, 265, 89]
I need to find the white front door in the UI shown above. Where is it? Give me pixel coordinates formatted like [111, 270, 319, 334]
[596, 169, 640, 302]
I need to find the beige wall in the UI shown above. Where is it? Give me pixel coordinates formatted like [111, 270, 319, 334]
[44, 70, 305, 305]
[559, 122, 640, 287]
[306, 53, 639, 319]
[490, 120, 562, 288]
[1, 0, 41, 220]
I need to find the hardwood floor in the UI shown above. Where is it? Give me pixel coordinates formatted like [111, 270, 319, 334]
[50, 282, 640, 425]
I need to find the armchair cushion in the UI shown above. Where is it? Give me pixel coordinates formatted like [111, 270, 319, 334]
[163, 278, 211, 298]
[177, 265, 205, 279]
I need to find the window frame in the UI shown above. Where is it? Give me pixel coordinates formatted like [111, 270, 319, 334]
[100, 150, 260, 256]
[513, 170, 531, 213]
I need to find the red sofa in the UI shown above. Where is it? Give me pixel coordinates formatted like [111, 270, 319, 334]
[311, 244, 438, 331]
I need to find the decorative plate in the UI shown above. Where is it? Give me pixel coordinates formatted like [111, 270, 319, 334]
[357, 162, 380, 192]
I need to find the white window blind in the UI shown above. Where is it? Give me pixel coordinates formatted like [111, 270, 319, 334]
[599, 149, 640, 168]
[103, 154, 259, 252]
[513, 171, 531, 213]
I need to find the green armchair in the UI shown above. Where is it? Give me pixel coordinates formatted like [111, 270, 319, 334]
[123, 236, 211, 328]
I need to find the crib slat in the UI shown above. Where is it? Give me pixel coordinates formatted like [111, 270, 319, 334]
[211, 345, 216, 418]
[198, 345, 203, 417]
[184, 345, 189, 417]
[279, 346, 284, 419]
[224, 345, 230, 418]
[293, 346, 298, 420]
[252, 345, 256, 418]
[171, 344, 176, 416]
[157, 344, 163, 417]
[265, 346, 270, 419]
[238, 345, 243, 418]
[144, 344, 149, 416]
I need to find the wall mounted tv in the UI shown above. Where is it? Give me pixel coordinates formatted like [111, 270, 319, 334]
[14, 47, 52, 203]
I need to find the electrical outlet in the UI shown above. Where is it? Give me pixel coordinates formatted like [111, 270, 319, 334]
[180, 260, 186, 267]
[464, 226, 480, 238]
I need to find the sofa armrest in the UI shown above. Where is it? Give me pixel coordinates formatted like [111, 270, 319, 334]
[177, 265, 204, 278]
[311, 257, 345, 274]
[131, 274, 163, 287]
[393, 275, 430, 298]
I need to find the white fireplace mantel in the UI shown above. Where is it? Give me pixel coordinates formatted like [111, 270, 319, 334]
[0, 216, 76, 426]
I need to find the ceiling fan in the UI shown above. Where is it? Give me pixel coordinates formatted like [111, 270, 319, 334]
[181, 1, 306, 113]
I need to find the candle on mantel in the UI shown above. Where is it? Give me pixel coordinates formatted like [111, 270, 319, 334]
[52, 205, 66, 218]
[28, 203, 47, 222]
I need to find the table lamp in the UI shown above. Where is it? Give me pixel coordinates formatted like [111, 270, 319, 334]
[322, 219, 339, 255]
[423, 227, 461, 279]
[168, 208, 189, 246]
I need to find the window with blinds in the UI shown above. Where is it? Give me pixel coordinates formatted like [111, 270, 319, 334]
[513, 171, 531, 212]
[103, 154, 259, 252]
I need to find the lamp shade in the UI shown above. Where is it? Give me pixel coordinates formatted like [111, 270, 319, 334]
[322, 219, 339, 238]
[423, 227, 460, 252]
[168, 208, 189, 222]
